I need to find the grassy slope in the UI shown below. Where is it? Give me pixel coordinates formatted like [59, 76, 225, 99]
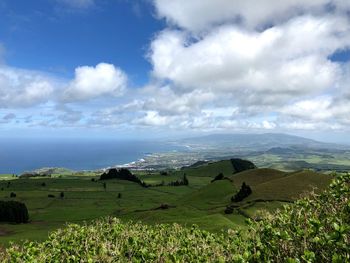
[246, 170, 332, 201]
[0, 160, 334, 245]
[174, 160, 235, 178]
[230, 168, 287, 187]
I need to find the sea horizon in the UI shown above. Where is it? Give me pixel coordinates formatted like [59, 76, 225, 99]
[0, 138, 184, 174]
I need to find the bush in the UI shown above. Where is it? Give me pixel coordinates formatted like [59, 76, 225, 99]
[10, 192, 16, 198]
[231, 182, 252, 202]
[0, 201, 29, 223]
[60, 192, 64, 199]
[117, 193, 122, 199]
[41, 182, 46, 187]
[48, 194, 55, 198]
[211, 172, 224, 183]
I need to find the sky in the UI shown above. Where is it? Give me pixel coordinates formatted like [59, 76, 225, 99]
[1, 0, 350, 143]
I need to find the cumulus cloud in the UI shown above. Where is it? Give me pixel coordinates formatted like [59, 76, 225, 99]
[62, 63, 127, 102]
[3, 1, 350, 135]
[0, 66, 55, 108]
[153, 0, 350, 31]
[149, 15, 348, 108]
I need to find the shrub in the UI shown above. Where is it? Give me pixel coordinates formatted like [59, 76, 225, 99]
[231, 182, 252, 202]
[0, 201, 29, 223]
[118, 193, 122, 199]
[224, 206, 234, 214]
[211, 172, 224, 183]
[48, 194, 55, 198]
[41, 182, 46, 187]
[10, 192, 16, 198]
[60, 192, 64, 199]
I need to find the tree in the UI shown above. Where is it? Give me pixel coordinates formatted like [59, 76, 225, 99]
[118, 193, 122, 199]
[183, 174, 189, 186]
[231, 182, 252, 202]
[211, 173, 224, 183]
[0, 200, 29, 223]
[60, 192, 64, 199]
[103, 182, 107, 191]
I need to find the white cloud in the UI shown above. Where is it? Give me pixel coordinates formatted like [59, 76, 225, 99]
[280, 97, 333, 121]
[0, 66, 55, 108]
[149, 15, 348, 107]
[62, 63, 127, 102]
[153, 0, 350, 31]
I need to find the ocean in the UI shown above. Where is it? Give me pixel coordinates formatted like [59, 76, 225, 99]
[0, 138, 182, 174]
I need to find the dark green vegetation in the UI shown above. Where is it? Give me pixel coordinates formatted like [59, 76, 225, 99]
[0, 201, 29, 223]
[100, 168, 146, 187]
[0, 159, 333, 249]
[2, 173, 348, 262]
[231, 182, 252, 202]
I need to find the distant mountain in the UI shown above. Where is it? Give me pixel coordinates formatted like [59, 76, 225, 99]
[180, 133, 346, 151]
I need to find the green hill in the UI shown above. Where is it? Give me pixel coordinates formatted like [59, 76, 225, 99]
[179, 179, 236, 210]
[245, 170, 332, 201]
[176, 160, 235, 177]
[230, 168, 287, 187]
[229, 168, 332, 202]
[2, 173, 348, 262]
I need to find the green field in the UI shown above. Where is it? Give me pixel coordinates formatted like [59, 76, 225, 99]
[0, 160, 333, 247]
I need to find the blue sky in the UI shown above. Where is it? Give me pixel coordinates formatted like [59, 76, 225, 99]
[0, 0, 163, 83]
[1, 0, 350, 143]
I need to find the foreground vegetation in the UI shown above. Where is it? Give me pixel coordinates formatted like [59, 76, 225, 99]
[2, 173, 349, 262]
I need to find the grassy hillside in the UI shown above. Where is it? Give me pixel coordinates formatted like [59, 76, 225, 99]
[230, 168, 332, 201]
[0, 160, 334, 246]
[246, 170, 332, 201]
[2, 173, 348, 262]
[230, 168, 287, 187]
[179, 179, 236, 209]
[176, 160, 235, 177]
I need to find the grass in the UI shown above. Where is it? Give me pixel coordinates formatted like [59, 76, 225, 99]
[0, 160, 334, 247]
[2, 173, 348, 262]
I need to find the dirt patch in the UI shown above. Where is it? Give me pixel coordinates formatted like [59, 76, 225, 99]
[0, 228, 12, 237]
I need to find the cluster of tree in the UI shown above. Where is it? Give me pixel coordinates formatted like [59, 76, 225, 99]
[168, 174, 189, 186]
[211, 173, 224, 183]
[230, 158, 256, 173]
[100, 168, 147, 187]
[231, 182, 252, 202]
[0, 201, 29, 223]
[19, 173, 52, 178]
